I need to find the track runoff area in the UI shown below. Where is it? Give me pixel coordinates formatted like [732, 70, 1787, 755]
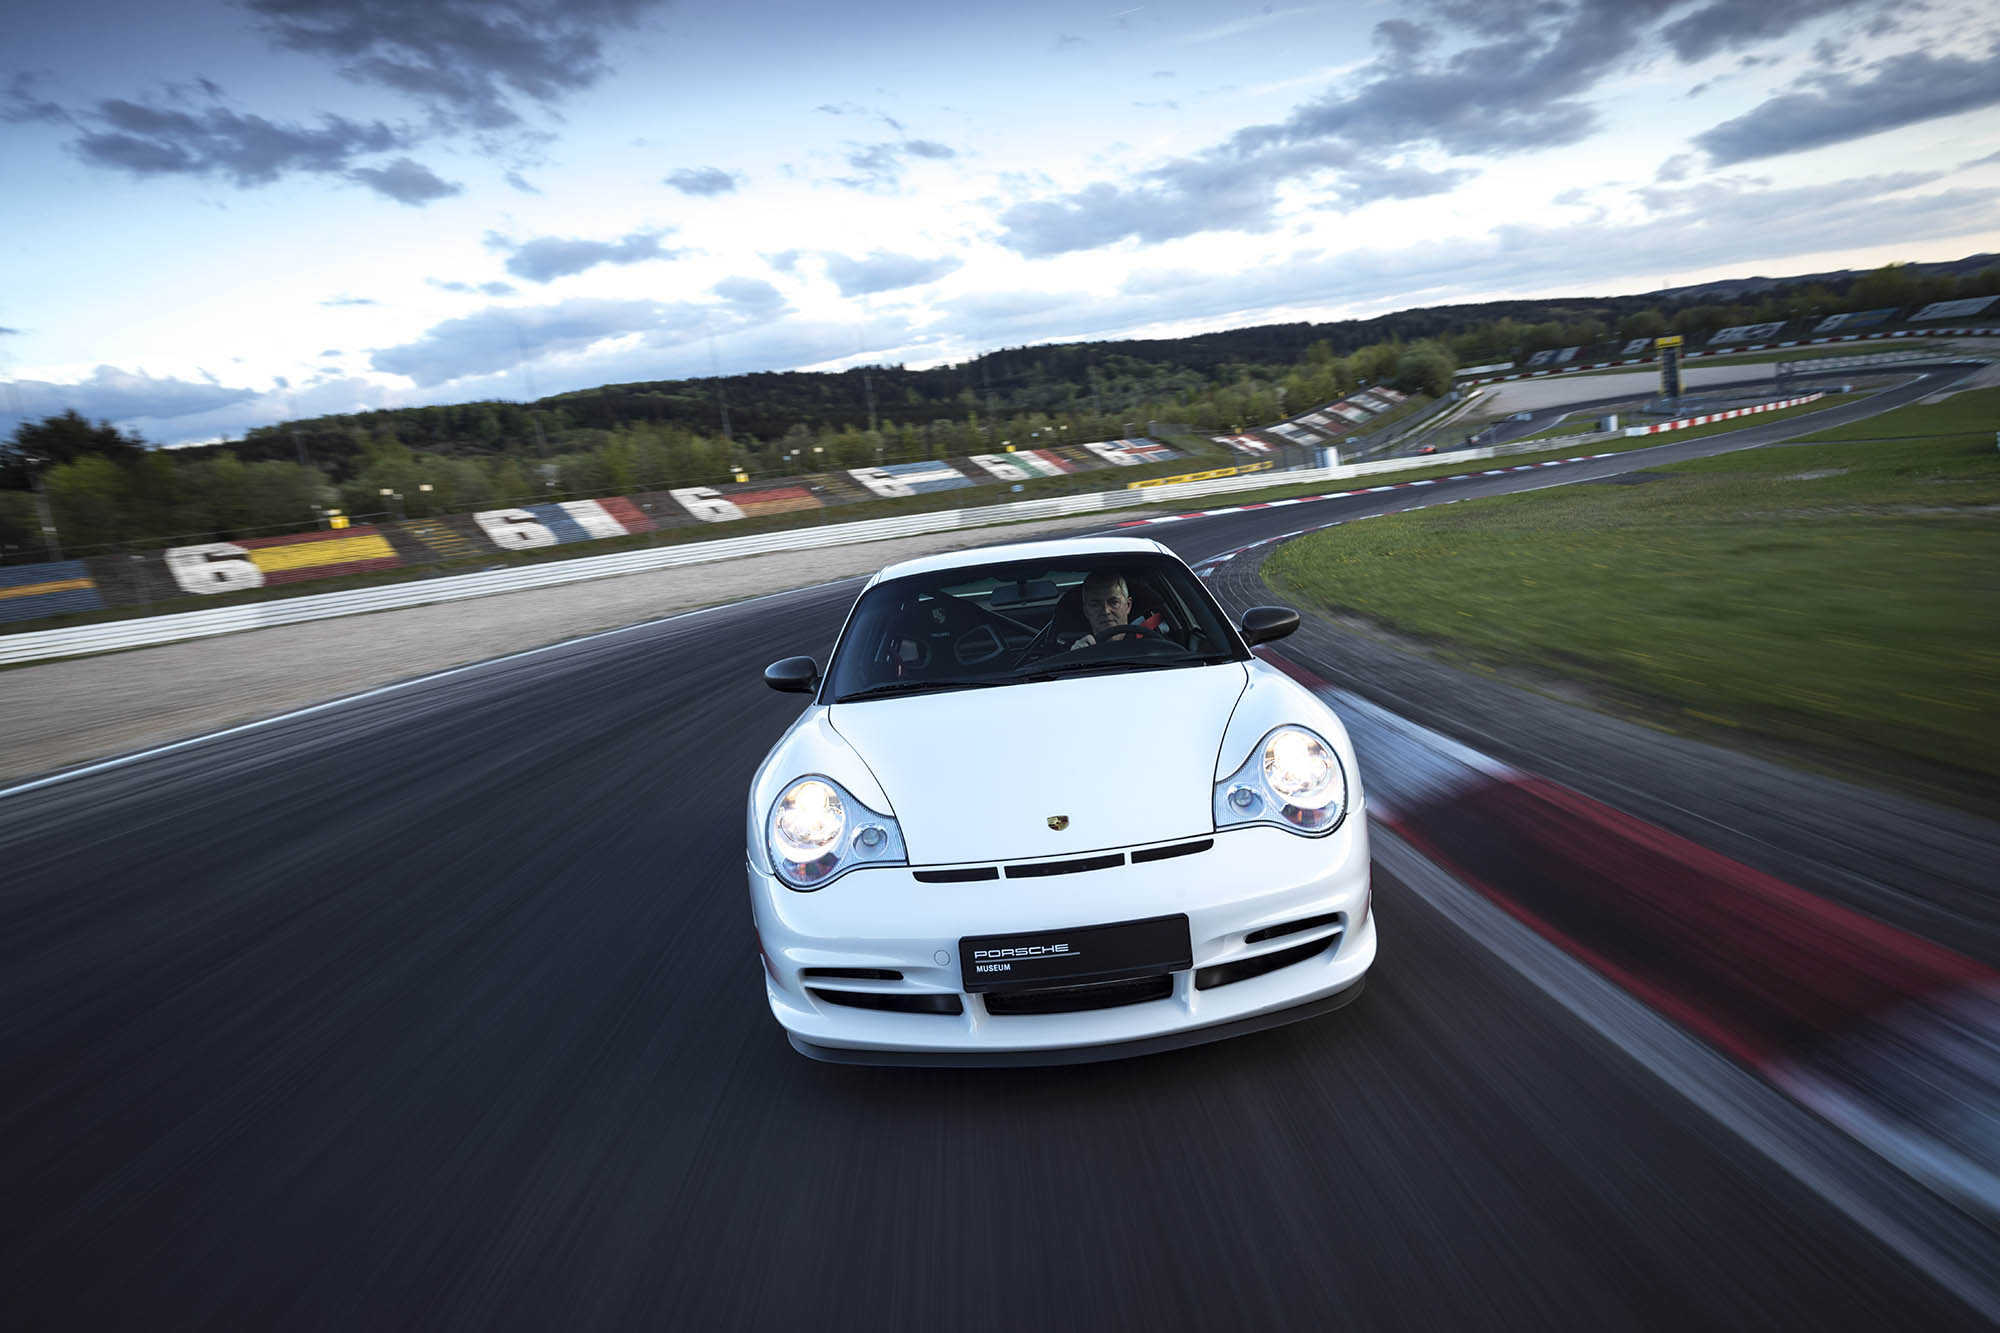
[2, 356, 1995, 1328]
[1149, 356, 2000, 1314]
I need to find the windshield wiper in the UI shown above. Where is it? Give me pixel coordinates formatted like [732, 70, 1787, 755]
[833, 677, 1009, 703]
[1015, 657, 1218, 681]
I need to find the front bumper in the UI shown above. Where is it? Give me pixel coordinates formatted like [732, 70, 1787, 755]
[749, 819, 1374, 1064]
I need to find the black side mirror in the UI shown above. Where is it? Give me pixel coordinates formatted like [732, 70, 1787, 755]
[764, 656, 820, 694]
[1239, 606, 1300, 647]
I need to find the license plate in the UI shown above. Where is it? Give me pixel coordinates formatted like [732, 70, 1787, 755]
[960, 914, 1192, 994]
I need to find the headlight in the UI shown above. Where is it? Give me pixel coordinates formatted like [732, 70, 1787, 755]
[1214, 725, 1348, 836]
[767, 775, 906, 889]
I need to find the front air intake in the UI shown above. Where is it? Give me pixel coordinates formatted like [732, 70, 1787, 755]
[809, 988, 962, 1016]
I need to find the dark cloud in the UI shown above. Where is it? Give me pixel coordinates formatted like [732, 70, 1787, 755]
[1325, 160, 1476, 207]
[1655, 152, 1695, 181]
[997, 137, 1467, 257]
[2, 72, 68, 124]
[1695, 43, 2000, 164]
[10, 365, 257, 424]
[1661, 0, 1858, 64]
[243, 0, 660, 131]
[1373, 19, 1438, 59]
[821, 251, 964, 296]
[370, 297, 666, 385]
[834, 138, 959, 190]
[503, 169, 541, 193]
[713, 276, 788, 320]
[997, 0, 1675, 256]
[765, 249, 802, 273]
[486, 228, 683, 282]
[370, 278, 803, 388]
[0, 326, 22, 336]
[70, 97, 410, 185]
[665, 166, 739, 196]
[348, 155, 462, 204]
[320, 296, 377, 306]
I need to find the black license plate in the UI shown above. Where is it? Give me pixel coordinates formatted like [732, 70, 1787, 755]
[960, 914, 1192, 994]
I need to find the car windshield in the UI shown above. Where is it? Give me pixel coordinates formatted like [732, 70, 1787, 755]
[824, 553, 1247, 703]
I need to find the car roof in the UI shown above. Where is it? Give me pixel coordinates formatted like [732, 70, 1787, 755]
[868, 534, 1175, 585]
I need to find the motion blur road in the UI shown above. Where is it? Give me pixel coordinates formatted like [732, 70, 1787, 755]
[3, 373, 1993, 1329]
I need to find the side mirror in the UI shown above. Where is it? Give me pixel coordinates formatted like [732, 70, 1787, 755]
[764, 656, 820, 694]
[1239, 606, 1300, 647]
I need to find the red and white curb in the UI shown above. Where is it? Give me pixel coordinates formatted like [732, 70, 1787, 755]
[1120, 451, 1621, 543]
[1256, 648, 2000, 1225]
[1625, 391, 1823, 435]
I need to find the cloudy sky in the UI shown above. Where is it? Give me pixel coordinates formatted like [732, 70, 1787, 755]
[5, 0, 1999, 445]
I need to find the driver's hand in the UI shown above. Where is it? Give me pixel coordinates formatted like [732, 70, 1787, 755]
[1070, 633, 1096, 651]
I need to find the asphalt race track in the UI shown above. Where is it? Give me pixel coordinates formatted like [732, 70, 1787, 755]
[3, 370, 1993, 1330]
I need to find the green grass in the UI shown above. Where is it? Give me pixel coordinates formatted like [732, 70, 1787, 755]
[1264, 432, 2000, 814]
[1791, 384, 2000, 444]
[1512, 418, 1603, 443]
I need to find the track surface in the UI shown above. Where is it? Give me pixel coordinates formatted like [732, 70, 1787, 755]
[2, 372, 1990, 1329]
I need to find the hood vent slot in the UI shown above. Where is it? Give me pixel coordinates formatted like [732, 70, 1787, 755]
[1132, 838, 1213, 864]
[1004, 852, 1125, 879]
[913, 867, 1000, 884]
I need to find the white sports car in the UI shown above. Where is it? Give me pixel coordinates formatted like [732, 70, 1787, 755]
[748, 535, 1374, 1065]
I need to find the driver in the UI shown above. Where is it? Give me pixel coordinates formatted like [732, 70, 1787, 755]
[1070, 571, 1167, 650]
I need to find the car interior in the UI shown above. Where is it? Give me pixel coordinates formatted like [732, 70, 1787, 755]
[861, 564, 1211, 684]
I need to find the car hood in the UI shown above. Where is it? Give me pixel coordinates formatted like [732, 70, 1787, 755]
[827, 662, 1249, 865]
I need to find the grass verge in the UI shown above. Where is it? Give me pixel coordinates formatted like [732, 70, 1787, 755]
[1263, 430, 2000, 814]
[1791, 384, 2000, 444]
[1169, 392, 1869, 510]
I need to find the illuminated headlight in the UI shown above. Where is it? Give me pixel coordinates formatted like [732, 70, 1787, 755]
[767, 776, 906, 889]
[1214, 725, 1348, 835]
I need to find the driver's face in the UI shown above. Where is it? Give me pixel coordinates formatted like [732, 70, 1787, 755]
[1083, 582, 1131, 634]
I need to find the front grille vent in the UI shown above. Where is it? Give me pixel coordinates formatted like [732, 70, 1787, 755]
[1195, 932, 1340, 991]
[809, 988, 962, 1016]
[983, 973, 1173, 1015]
[800, 967, 902, 982]
[1244, 911, 1344, 945]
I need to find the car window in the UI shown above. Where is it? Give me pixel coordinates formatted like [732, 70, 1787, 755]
[824, 553, 1246, 703]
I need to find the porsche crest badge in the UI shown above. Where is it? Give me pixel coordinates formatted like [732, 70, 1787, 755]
[1046, 815, 1070, 831]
